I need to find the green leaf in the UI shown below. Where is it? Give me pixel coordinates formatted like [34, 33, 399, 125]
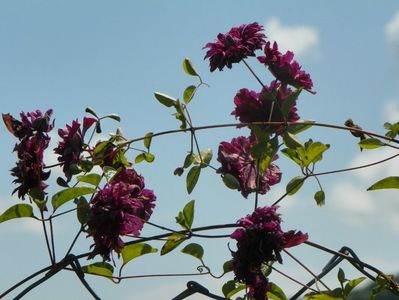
[104, 114, 121, 122]
[337, 268, 345, 283]
[288, 120, 314, 134]
[175, 200, 195, 230]
[103, 166, 118, 182]
[181, 243, 204, 260]
[75, 197, 90, 224]
[143, 132, 153, 149]
[368, 176, 399, 190]
[297, 141, 330, 167]
[304, 288, 344, 300]
[77, 173, 102, 187]
[79, 159, 94, 172]
[144, 153, 155, 162]
[267, 282, 287, 300]
[222, 280, 246, 298]
[173, 100, 187, 129]
[52, 187, 96, 211]
[343, 277, 365, 296]
[0, 204, 34, 223]
[223, 260, 233, 273]
[182, 58, 199, 76]
[121, 243, 157, 265]
[183, 153, 195, 168]
[222, 173, 241, 190]
[281, 148, 302, 167]
[154, 92, 177, 107]
[283, 132, 303, 149]
[314, 190, 325, 206]
[186, 166, 201, 194]
[56, 177, 69, 188]
[85, 107, 99, 118]
[281, 88, 302, 118]
[160, 233, 187, 255]
[81, 262, 114, 277]
[358, 138, 384, 150]
[135, 153, 146, 164]
[183, 85, 197, 104]
[286, 176, 306, 195]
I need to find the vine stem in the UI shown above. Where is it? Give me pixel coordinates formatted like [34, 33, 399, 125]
[40, 211, 55, 265]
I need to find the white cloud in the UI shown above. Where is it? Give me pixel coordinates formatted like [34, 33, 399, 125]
[382, 99, 399, 123]
[386, 11, 399, 54]
[265, 18, 320, 58]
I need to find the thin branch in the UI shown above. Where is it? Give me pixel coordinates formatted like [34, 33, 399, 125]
[40, 211, 55, 265]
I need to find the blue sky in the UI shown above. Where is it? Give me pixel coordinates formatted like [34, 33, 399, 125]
[1, 1, 399, 299]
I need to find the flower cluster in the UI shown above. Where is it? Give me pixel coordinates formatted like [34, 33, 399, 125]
[203, 22, 266, 71]
[2, 110, 54, 200]
[217, 136, 281, 198]
[54, 117, 96, 181]
[87, 168, 156, 261]
[231, 206, 308, 300]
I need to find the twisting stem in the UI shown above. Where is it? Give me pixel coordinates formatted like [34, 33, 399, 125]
[242, 59, 265, 88]
[40, 211, 55, 265]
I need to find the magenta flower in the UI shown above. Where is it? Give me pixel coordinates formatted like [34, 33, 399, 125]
[204, 22, 266, 71]
[258, 41, 315, 93]
[3, 110, 53, 200]
[231, 206, 308, 300]
[54, 117, 96, 180]
[87, 168, 156, 261]
[217, 136, 281, 198]
[232, 82, 299, 133]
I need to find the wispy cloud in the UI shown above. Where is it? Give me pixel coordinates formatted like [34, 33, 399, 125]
[385, 11, 399, 56]
[265, 18, 320, 58]
[382, 99, 399, 123]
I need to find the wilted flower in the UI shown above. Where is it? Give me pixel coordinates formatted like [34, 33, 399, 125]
[232, 83, 299, 133]
[3, 110, 53, 200]
[204, 22, 266, 72]
[87, 168, 156, 261]
[54, 117, 96, 180]
[217, 136, 281, 198]
[231, 206, 308, 300]
[258, 41, 314, 93]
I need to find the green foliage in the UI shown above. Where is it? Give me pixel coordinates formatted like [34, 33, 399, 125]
[103, 113, 121, 122]
[283, 132, 303, 149]
[286, 176, 306, 195]
[222, 173, 241, 190]
[154, 92, 177, 107]
[288, 120, 315, 134]
[281, 87, 302, 118]
[368, 176, 399, 191]
[52, 186, 97, 211]
[160, 233, 187, 255]
[135, 152, 155, 164]
[85, 107, 99, 118]
[103, 166, 118, 182]
[121, 243, 157, 265]
[81, 262, 114, 277]
[175, 200, 195, 230]
[143, 132, 153, 150]
[183, 85, 197, 104]
[314, 190, 326, 206]
[75, 197, 90, 224]
[358, 138, 384, 150]
[222, 260, 233, 274]
[384, 122, 399, 139]
[77, 173, 102, 187]
[181, 243, 204, 260]
[182, 58, 199, 77]
[222, 280, 246, 298]
[0, 204, 34, 223]
[267, 282, 287, 300]
[186, 166, 201, 194]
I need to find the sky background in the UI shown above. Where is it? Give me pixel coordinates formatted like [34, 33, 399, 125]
[1, 1, 399, 299]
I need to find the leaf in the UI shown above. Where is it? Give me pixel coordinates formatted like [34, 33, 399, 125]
[314, 190, 325, 206]
[77, 173, 102, 187]
[182, 58, 199, 76]
[283, 132, 303, 149]
[0, 204, 34, 223]
[160, 233, 187, 255]
[154, 92, 177, 107]
[222, 280, 246, 298]
[343, 277, 365, 296]
[144, 153, 155, 162]
[304, 288, 344, 300]
[85, 107, 99, 118]
[56, 177, 69, 188]
[52, 187, 96, 211]
[186, 166, 201, 194]
[281, 87, 302, 118]
[267, 282, 287, 300]
[135, 153, 146, 164]
[81, 262, 114, 277]
[286, 176, 305, 195]
[281, 148, 302, 167]
[288, 120, 314, 134]
[175, 200, 195, 230]
[181, 243, 204, 260]
[183, 85, 197, 104]
[222, 260, 233, 273]
[337, 268, 345, 283]
[367, 176, 399, 190]
[222, 173, 241, 190]
[75, 197, 90, 224]
[173, 100, 187, 129]
[121, 243, 157, 265]
[143, 132, 153, 149]
[358, 138, 384, 150]
[104, 114, 121, 122]
[183, 153, 195, 168]
[103, 166, 118, 182]
[298, 141, 330, 167]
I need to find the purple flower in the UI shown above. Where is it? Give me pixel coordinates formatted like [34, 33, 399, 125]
[54, 117, 96, 180]
[87, 168, 156, 261]
[217, 136, 281, 198]
[232, 82, 299, 133]
[3, 110, 53, 200]
[204, 22, 266, 72]
[258, 41, 315, 93]
[231, 206, 308, 300]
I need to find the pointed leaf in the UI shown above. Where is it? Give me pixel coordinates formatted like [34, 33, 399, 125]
[154, 92, 176, 107]
[160, 233, 187, 255]
[223, 260, 233, 273]
[121, 243, 157, 265]
[56, 177, 69, 188]
[85, 107, 99, 118]
[344, 277, 365, 296]
[81, 262, 114, 277]
[186, 166, 201, 194]
[267, 282, 287, 300]
[135, 153, 146, 164]
[222, 173, 241, 190]
[183, 85, 197, 104]
[283, 132, 303, 149]
[105, 114, 121, 122]
[314, 190, 325, 206]
[281, 88, 302, 118]
[182, 58, 199, 76]
[358, 138, 384, 150]
[103, 166, 118, 182]
[183, 200, 195, 229]
[75, 197, 90, 224]
[144, 153, 155, 162]
[52, 187, 96, 211]
[181, 243, 204, 260]
[183, 153, 195, 168]
[368, 176, 399, 191]
[143, 132, 153, 149]
[286, 176, 305, 195]
[337, 268, 345, 283]
[222, 280, 246, 298]
[0, 204, 34, 223]
[77, 173, 102, 187]
[288, 120, 314, 134]
[281, 148, 303, 167]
